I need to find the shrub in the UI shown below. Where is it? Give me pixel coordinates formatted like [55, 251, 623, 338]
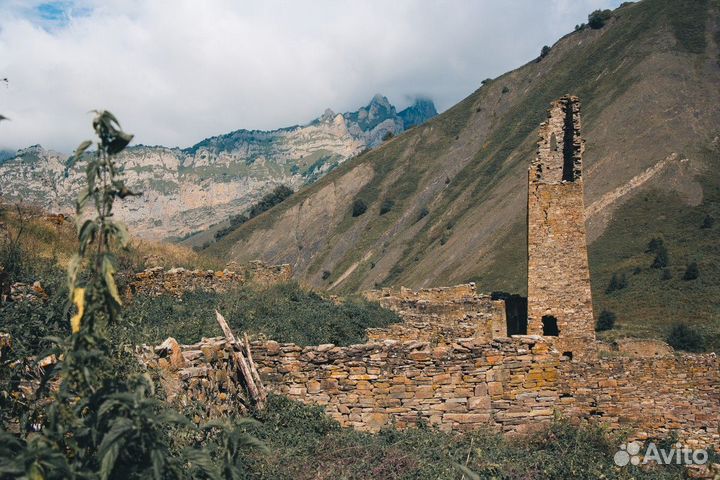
[588, 9, 612, 29]
[605, 272, 627, 294]
[381, 131, 394, 141]
[701, 215, 715, 229]
[0, 206, 29, 283]
[595, 310, 616, 331]
[321, 270, 331, 280]
[646, 237, 664, 253]
[661, 268, 673, 281]
[379, 199, 394, 215]
[683, 262, 699, 280]
[416, 207, 429, 222]
[351, 198, 367, 217]
[214, 185, 293, 240]
[540, 45, 551, 58]
[667, 323, 705, 352]
[651, 245, 669, 269]
[439, 230, 451, 246]
[501, 86, 510, 94]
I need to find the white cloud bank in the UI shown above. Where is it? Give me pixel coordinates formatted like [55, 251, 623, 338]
[0, 0, 621, 152]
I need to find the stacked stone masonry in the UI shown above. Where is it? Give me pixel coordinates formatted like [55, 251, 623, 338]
[527, 95, 595, 352]
[124, 261, 292, 298]
[139, 335, 720, 448]
[364, 284, 507, 343]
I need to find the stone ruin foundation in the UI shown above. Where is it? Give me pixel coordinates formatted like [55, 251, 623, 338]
[134, 97, 719, 450]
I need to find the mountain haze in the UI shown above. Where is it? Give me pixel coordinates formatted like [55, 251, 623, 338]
[0, 96, 436, 240]
[209, 0, 720, 339]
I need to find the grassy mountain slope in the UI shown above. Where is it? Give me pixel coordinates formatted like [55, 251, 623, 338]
[209, 0, 720, 343]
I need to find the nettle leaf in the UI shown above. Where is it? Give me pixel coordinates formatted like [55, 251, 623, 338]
[74, 139, 92, 158]
[107, 131, 133, 155]
[76, 188, 90, 213]
[99, 442, 121, 480]
[93, 110, 134, 154]
[102, 255, 122, 306]
[67, 253, 82, 290]
[78, 220, 98, 254]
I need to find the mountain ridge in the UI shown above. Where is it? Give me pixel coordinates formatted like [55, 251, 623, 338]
[0, 95, 436, 240]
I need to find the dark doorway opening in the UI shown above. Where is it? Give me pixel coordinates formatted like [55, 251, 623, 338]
[492, 292, 527, 335]
[563, 351, 573, 360]
[542, 315, 560, 336]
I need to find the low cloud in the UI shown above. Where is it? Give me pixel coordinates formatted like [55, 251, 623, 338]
[0, 0, 620, 152]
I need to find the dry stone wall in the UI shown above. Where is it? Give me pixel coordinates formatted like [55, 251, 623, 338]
[124, 261, 292, 298]
[140, 335, 720, 448]
[557, 351, 720, 449]
[364, 284, 507, 343]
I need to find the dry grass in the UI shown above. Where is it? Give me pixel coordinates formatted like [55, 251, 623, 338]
[0, 202, 222, 278]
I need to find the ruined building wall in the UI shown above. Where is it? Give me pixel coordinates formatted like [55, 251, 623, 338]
[527, 95, 595, 349]
[364, 284, 507, 343]
[124, 261, 292, 298]
[139, 337, 720, 448]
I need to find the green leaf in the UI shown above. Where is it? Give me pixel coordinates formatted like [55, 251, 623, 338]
[74, 139, 92, 157]
[76, 188, 90, 213]
[107, 130, 133, 155]
[78, 220, 97, 254]
[103, 256, 122, 306]
[183, 448, 221, 480]
[67, 254, 81, 291]
[151, 448, 164, 480]
[99, 442, 121, 480]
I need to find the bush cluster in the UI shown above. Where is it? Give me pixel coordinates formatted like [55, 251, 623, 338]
[667, 323, 705, 352]
[588, 9, 612, 29]
[352, 198, 368, 217]
[595, 310, 616, 332]
[214, 185, 293, 240]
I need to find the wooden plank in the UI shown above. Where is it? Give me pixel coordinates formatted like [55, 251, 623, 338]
[215, 309, 265, 410]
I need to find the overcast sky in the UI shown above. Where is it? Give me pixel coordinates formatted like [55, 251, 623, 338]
[0, 0, 622, 153]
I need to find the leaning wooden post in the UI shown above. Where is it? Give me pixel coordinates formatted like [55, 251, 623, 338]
[215, 310, 266, 410]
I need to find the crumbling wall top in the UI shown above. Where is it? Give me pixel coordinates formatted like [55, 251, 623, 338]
[531, 95, 584, 184]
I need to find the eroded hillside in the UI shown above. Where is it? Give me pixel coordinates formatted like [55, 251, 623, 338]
[210, 0, 720, 336]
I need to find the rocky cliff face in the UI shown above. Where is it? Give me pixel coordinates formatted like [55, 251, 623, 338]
[0, 96, 436, 240]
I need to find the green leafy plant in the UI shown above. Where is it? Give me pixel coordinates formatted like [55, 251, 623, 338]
[667, 322, 705, 352]
[595, 310, 616, 331]
[651, 245, 669, 269]
[605, 272, 628, 294]
[701, 215, 714, 229]
[683, 261, 699, 280]
[588, 9, 612, 29]
[351, 198, 367, 217]
[0, 111, 261, 479]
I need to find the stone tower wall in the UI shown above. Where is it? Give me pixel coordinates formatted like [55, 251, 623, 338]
[527, 96, 594, 348]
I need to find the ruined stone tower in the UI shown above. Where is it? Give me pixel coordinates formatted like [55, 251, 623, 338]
[527, 95, 594, 352]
